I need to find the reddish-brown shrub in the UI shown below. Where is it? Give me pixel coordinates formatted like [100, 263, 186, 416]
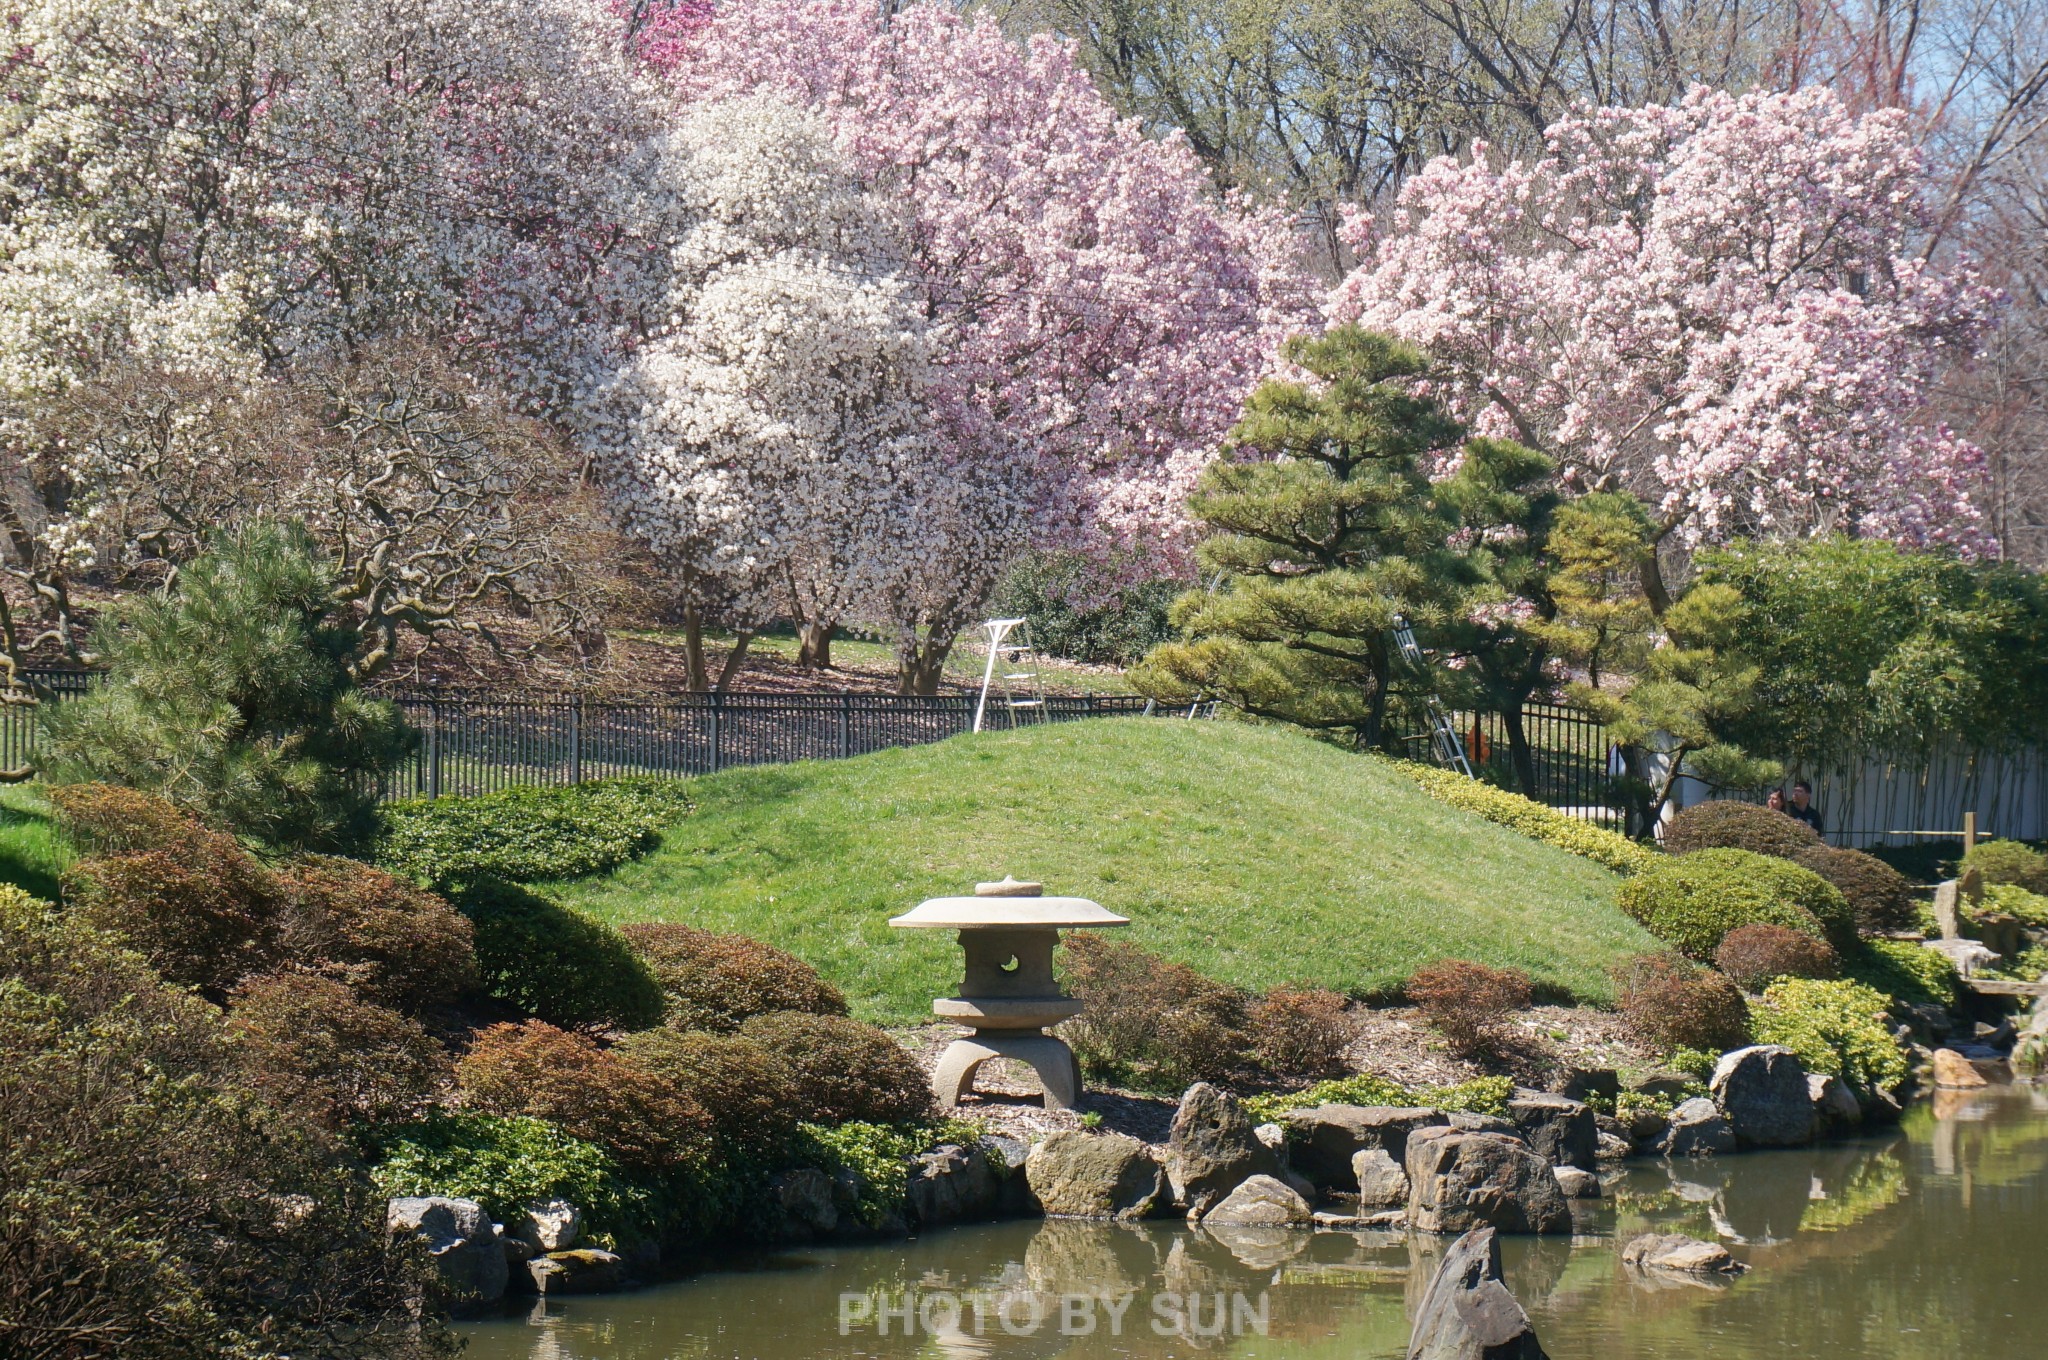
[1613, 953, 1752, 1052]
[64, 835, 284, 993]
[1248, 986, 1355, 1077]
[738, 1012, 934, 1124]
[619, 923, 847, 1031]
[1405, 961, 1532, 1057]
[1793, 846, 1916, 935]
[1663, 800, 1821, 858]
[1060, 931, 1248, 1088]
[46, 782, 209, 854]
[614, 1028, 803, 1155]
[227, 972, 448, 1128]
[456, 1021, 712, 1169]
[1714, 923, 1840, 993]
[276, 856, 476, 1013]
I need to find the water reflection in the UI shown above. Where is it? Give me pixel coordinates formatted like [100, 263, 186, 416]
[463, 1088, 2048, 1360]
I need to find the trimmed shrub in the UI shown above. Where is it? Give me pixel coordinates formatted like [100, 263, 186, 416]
[1243, 1073, 1514, 1124]
[275, 856, 476, 1012]
[1961, 838, 2048, 894]
[454, 1021, 711, 1170]
[1794, 845, 1917, 935]
[1714, 923, 1839, 993]
[447, 879, 664, 1031]
[1394, 761, 1658, 874]
[614, 1028, 804, 1157]
[738, 1012, 934, 1125]
[63, 832, 285, 994]
[1843, 939, 1962, 1010]
[1663, 799, 1822, 858]
[227, 972, 449, 1129]
[1248, 986, 1355, 1077]
[1616, 848, 1853, 958]
[1612, 953, 1752, 1052]
[45, 782, 204, 855]
[364, 1113, 665, 1250]
[1060, 931, 1249, 1088]
[376, 777, 694, 887]
[1751, 978, 1907, 1096]
[619, 923, 847, 1032]
[1979, 882, 2048, 928]
[1404, 960, 1531, 1058]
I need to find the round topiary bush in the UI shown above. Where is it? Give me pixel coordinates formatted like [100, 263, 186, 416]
[275, 856, 477, 1013]
[1611, 952, 1751, 1052]
[226, 971, 449, 1128]
[1664, 799, 1823, 858]
[448, 879, 665, 1031]
[1961, 839, 2048, 895]
[619, 923, 848, 1032]
[1793, 845, 1917, 935]
[739, 1012, 934, 1125]
[613, 1028, 804, 1156]
[1714, 923, 1840, 993]
[63, 833, 285, 994]
[455, 1020, 711, 1170]
[1616, 848, 1854, 958]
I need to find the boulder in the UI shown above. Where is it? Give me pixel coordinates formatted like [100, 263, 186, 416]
[387, 1197, 507, 1310]
[1552, 1167, 1600, 1199]
[1404, 1128, 1570, 1235]
[1446, 1112, 1519, 1136]
[1555, 1068, 1621, 1104]
[907, 1143, 1000, 1227]
[1507, 1090, 1597, 1169]
[1626, 1070, 1697, 1100]
[1167, 1083, 1278, 1215]
[512, 1199, 581, 1252]
[1405, 1227, 1549, 1360]
[1282, 1105, 1445, 1188]
[1621, 1233, 1747, 1277]
[1025, 1131, 1166, 1220]
[1202, 1174, 1313, 1226]
[1253, 1122, 1288, 1154]
[1808, 1073, 1862, 1134]
[768, 1168, 840, 1240]
[1932, 1047, 1989, 1089]
[1352, 1148, 1411, 1208]
[1923, 937, 1999, 978]
[1710, 1046, 1815, 1147]
[1595, 1130, 1635, 1162]
[1656, 1098, 1735, 1157]
[2014, 1026, 2048, 1079]
[527, 1248, 626, 1296]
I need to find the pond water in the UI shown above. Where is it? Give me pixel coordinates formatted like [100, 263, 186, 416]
[463, 1086, 2048, 1360]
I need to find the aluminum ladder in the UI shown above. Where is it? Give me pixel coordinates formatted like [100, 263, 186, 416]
[1391, 614, 1475, 777]
[972, 617, 1048, 733]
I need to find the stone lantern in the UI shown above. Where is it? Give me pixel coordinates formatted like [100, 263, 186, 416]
[890, 876, 1127, 1111]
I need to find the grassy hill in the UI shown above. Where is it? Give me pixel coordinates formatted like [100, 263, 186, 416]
[547, 719, 1656, 1022]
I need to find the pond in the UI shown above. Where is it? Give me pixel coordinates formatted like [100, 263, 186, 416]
[462, 1086, 2048, 1360]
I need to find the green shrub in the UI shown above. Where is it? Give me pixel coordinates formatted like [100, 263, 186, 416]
[1713, 923, 1839, 993]
[275, 856, 476, 1012]
[988, 549, 1181, 665]
[1961, 839, 2048, 894]
[1612, 952, 1752, 1051]
[1978, 882, 2048, 928]
[364, 1113, 666, 1250]
[447, 879, 664, 1031]
[1663, 800, 1822, 858]
[1751, 977, 1908, 1096]
[1794, 845, 1917, 935]
[739, 1012, 934, 1125]
[1843, 939, 1962, 1010]
[1060, 931, 1249, 1089]
[454, 1021, 711, 1170]
[1616, 848, 1852, 958]
[1991, 941, 2048, 982]
[1405, 959, 1531, 1058]
[614, 1028, 804, 1157]
[226, 972, 449, 1129]
[377, 777, 693, 886]
[619, 923, 847, 1031]
[792, 1117, 989, 1228]
[1668, 1046, 1720, 1081]
[1393, 761, 1657, 874]
[1242, 1073, 1513, 1124]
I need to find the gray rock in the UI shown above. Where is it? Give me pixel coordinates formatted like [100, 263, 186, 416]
[387, 1196, 507, 1310]
[1404, 1128, 1571, 1235]
[1447, 1112, 1519, 1135]
[768, 1168, 840, 1240]
[1253, 1122, 1287, 1153]
[1406, 1226, 1549, 1360]
[1552, 1166, 1601, 1199]
[1626, 1070, 1697, 1100]
[513, 1199, 581, 1252]
[1025, 1131, 1166, 1220]
[1202, 1173, 1313, 1226]
[527, 1248, 626, 1296]
[1167, 1082, 1278, 1215]
[1621, 1233, 1747, 1277]
[1282, 1105, 1446, 1188]
[907, 1143, 1000, 1227]
[1711, 1046, 1815, 1147]
[983, 1133, 1030, 1172]
[1507, 1090, 1597, 1169]
[1555, 1068, 1621, 1104]
[1595, 1130, 1635, 1162]
[1656, 1098, 1736, 1157]
[1352, 1148, 1411, 1208]
[1808, 1073, 1862, 1134]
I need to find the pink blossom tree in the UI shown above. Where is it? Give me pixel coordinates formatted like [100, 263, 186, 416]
[1332, 85, 1999, 606]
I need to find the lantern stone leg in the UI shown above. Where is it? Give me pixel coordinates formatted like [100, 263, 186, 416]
[931, 1033, 1082, 1111]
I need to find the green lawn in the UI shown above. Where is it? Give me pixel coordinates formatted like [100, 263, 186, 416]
[0, 784, 71, 901]
[545, 719, 1656, 1022]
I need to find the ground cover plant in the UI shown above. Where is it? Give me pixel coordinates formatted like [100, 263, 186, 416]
[376, 777, 694, 886]
[1393, 761, 1657, 874]
[1751, 978, 1909, 1097]
[544, 720, 1656, 1021]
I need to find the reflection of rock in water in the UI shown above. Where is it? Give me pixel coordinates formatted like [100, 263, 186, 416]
[1020, 1219, 1163, 1296]
[1200, 1223, 1313, 1271]
[1499, 1233, 1574, 1302]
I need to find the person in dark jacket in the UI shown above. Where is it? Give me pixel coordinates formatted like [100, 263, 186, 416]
[1786, 780, 1823, 835]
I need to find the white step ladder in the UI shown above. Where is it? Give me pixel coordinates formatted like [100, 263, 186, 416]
[1392, 613, 1475, 777]
[973, 617, 1048, 733]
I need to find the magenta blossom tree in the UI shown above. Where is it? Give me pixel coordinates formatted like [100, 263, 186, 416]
[1332, 85, 1999, 601]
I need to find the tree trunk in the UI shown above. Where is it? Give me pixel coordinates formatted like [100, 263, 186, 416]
[796, 621, 836, 670]
[896, 634, 953, 696]
[712, 630, 753, 694]
[1501, 705, 1538, 796]
[680, 604, 710, 693]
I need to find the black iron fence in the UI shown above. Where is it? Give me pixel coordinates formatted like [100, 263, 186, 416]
[1392, 700, 1622, 826]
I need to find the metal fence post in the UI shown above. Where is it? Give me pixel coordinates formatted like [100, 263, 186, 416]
[837, 693, 851, 759]
[708, 692, 722, 773]
[426, 698, 442, 801]
[569, 696, 583, 786]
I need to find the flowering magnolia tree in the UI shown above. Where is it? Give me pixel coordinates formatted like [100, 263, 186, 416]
[634, 0, 1311, 687]
[1331, 85, 1999, 605]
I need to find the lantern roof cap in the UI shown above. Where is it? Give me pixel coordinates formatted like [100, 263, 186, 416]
[889, 877, 1128, 930]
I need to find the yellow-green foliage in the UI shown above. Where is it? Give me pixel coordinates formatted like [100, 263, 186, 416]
[1843, 939, 1961, 1010]
[1752, 978, 1907, 1095]
[1242, 1073, 1513, 1123]
[1979, 883, 2048, 928]
[1393, 761, 1657, 875]
[1617, 848, 1853, 958]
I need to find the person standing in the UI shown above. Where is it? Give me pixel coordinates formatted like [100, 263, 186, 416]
[1785, 780, 1823, 835]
